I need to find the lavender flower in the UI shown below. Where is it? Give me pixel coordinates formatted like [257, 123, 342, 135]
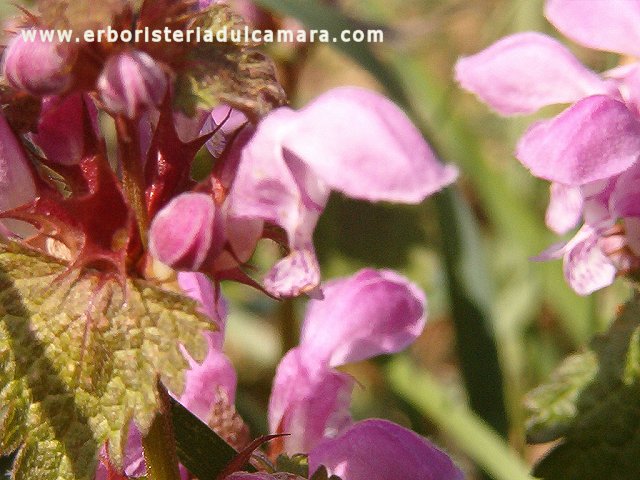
[456, 0, 640, 294]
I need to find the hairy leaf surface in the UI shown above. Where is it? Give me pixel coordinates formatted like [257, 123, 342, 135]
[174, 5, 286, 120]
[0, 241, 211, 480]
[527, 296, 640, 479]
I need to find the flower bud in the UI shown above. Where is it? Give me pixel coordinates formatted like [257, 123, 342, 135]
[97, 50, 168, 119]
[2, 30, 74, 96]
[31, 94, 99, 165]
[148, 192, 220, 271]
[0, 113, 37, 236]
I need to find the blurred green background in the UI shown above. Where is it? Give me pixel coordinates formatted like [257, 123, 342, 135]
[0, 1, 630, 479]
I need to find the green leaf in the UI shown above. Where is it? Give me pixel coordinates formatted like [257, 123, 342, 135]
[528, 295, 640, 479]
[525, 352, 598, 443]
[275, 454, 309, 477]
[174, 5, 286, 119]
[0, 241, 212, 480]
[169, 396, 238, 480]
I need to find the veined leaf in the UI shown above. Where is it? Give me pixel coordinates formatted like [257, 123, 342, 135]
[0, 241, 212, 480]
[525, 352, 598, 443]
[174, 5, 286, 119]
[528, 295, 640, 479]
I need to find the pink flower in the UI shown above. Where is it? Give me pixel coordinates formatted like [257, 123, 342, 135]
[2, 30, 74, 96]
[309, 419, 464, 480]
[267, 269, 463, 479]
[269, 269, 425, 454]
[149, 193, 221, 271]
[228, 87, 457, 298]
[455, 0, 640, 294]
[176, 272, 238, 422]
[98, 50, 168, 119]
[148, 87, 457, 298]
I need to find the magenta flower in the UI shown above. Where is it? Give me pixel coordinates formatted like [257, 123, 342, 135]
[267, 269, 463, 479]
[98, 50, 168, 119]
[455, 0, 640, 294]
[309, 419, 464, 480]
[227, 87, 457, 298]
[2, 30, 74, 96]
[149, 193, 221, 271]
[149, 87, 457, 298]
[175, 272, 239, 425]
[269, 269, 425, 454]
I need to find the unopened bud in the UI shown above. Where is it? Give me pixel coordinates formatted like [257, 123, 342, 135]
[149, 193, 220, 271]
[32, 94, 99, 165]
[97, 50, 168, 119]
[2, 31, 74, 96]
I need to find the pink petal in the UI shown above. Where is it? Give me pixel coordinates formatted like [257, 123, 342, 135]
[456, 32, 609, 115]
[202, 105, 248, 158]
[149, 192, 218, 270]
[224, 214, 263, 264]
[177, 272, 227, 346]
[607, 64, 640, 117]
[563, 226, 616, 295]
[0, 114, 37, 235]
[545, 183, 583, 234]
[610, 163, 640, 218]
[279, 87, 458, 203]
[300, 269, 426, 368]
[516, 95, 640, 185]
[309, 419, 464, 480]
[263, 243, 322, 299]
[268, 349, 353, 455]
[95, 423, 146, 478]
[123, 426, 146, 477]
[98, 50, 167, 118]
[2, 30, 74, 96]
[179, 332, 238, 421]
[228, 108, 328, 237]
[545, 0, 640, 57]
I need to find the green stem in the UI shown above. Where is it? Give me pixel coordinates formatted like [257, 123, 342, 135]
[142, 381, 182, 480]
[279, 298, 298, 355]
[116, 116, 149, 248]
[387, 357, 535, 480]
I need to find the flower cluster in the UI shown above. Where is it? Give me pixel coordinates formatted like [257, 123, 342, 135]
[0, 0, 461, 478]
[456, 0, 640, 295]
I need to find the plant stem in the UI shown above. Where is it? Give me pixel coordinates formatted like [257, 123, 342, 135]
[142, 380, 182, 480]
[116, 116, 149, 248]
[279, 298, 298, 355]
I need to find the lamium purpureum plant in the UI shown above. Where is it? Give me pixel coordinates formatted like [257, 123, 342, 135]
[0, 0, 461, 479]
[457, 0, 640, 478]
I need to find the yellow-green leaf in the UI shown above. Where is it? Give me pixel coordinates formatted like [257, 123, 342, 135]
[0, 241, 212, 480]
